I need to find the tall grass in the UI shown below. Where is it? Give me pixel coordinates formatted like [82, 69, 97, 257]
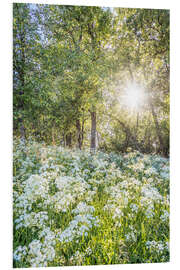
[13, 138, 169, 267]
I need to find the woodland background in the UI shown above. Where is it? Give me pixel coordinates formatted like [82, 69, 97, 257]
[13, 4, 169, 156]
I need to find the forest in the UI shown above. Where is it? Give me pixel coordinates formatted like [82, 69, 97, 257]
[13, 3, 170, 268]
[13, 3, 169, 156]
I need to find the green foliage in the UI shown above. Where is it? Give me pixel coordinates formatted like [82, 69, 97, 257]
[13, 4, 169, 154]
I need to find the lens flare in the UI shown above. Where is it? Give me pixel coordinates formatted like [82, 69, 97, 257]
[122, 82, 146, 111]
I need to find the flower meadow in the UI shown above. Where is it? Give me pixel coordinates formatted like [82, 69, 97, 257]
[13, 138, 169, 267]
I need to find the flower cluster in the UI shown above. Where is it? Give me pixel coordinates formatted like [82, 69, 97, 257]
[13, 138, 169, 267]
[146, 240, 169, 254]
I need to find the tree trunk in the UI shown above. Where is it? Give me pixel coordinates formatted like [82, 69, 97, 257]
[81, 118, 85, 148]
[150, 102, 164, 154]
[19, 118, 25, 140]
[76, 119, 82, 150]
[63, 132, 66, 147]
[90, 111, 96, 152]
[134, 112, 139, 139]
[52, 126, 55, 145]
[66, 133, 72, 148]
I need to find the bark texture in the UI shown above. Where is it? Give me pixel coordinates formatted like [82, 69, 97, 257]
[90, 111, 96, 152]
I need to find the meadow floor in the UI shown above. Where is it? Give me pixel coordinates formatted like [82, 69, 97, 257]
[13, 139, 169, 267]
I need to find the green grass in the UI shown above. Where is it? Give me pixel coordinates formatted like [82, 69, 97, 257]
[13, 138, 169, 267]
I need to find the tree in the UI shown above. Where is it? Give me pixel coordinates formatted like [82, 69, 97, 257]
[37, 5, 114, 150]
[13, 4, 169, 156]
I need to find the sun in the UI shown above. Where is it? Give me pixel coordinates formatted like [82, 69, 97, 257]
[122, 82, 146, 111]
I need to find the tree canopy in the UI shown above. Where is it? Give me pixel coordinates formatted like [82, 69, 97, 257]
[13, 3, 169, 156]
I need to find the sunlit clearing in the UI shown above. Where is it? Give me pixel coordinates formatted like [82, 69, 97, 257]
[122, 82, 146, 111]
